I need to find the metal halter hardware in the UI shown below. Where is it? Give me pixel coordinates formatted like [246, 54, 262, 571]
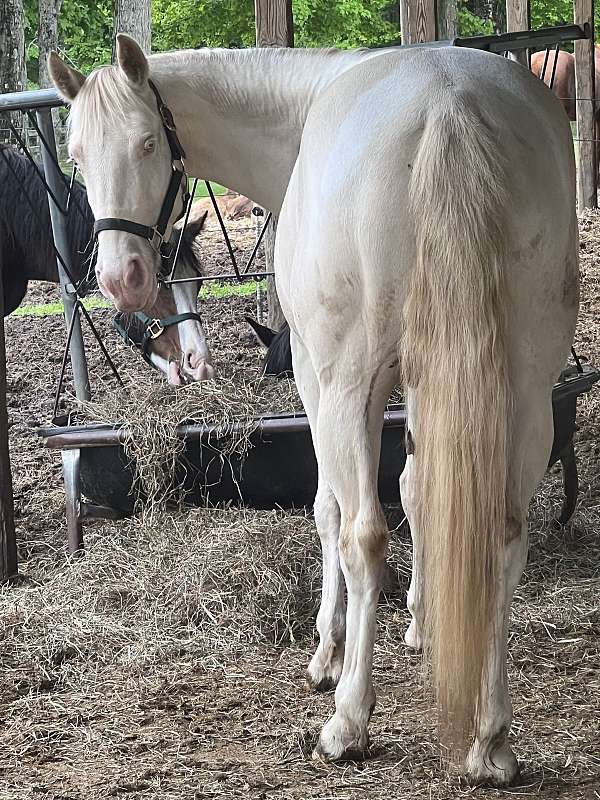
[113, 310, 204, 370]
[93, 80, 190, 266]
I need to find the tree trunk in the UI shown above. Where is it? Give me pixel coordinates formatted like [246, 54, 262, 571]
[438, 0, 457, 40]
[112, 0, 152, 57]
[38, 0, 63, 89]
[0, 0, 27, 142]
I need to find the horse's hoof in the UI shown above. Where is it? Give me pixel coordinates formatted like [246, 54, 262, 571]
[465, 740, 519, 787]
[305, 673, 337, 693]
[312, 713, 370, 762]
[404, 618, 423, 651]
[306, 646, 343, 692]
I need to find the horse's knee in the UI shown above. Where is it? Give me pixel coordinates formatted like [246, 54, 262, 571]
[314, 485, 340, 537]
[339, 506, 388, 582]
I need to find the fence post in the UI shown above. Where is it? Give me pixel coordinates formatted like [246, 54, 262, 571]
[506, 0, 531, 66]
[254, 0, 293, 330]
[36, 108, 91, 403]
[0, 262, 17, 581]
[401, 0, 437, 44]
[574, 0, 597, 210]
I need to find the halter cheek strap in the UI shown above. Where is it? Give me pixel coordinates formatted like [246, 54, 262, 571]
[93, 80, 190, 266]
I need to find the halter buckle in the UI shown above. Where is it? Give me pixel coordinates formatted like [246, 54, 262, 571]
[147, 318, 165, 339]
[149, 228, 165, 253]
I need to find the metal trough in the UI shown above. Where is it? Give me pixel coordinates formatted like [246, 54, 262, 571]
[38, 364, 600, 552]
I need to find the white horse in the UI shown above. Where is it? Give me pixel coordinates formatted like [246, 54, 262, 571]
[49, 37, 578, 785]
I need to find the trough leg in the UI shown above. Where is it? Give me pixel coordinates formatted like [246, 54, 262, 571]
[61, 448, 83, 553]
[557, 440, 578, 525]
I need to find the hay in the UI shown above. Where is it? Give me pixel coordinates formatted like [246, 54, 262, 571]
[83, 373, 302, 512]
[82, 356, 403, 514]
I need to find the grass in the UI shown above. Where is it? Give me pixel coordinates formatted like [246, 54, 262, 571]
[11, 281, 265, 318]
[191, 179, 228, 198]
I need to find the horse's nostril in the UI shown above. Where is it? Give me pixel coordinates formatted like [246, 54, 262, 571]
[123, 256, 145, 291]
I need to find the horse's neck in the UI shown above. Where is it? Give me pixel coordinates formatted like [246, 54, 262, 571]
[149, 48, 367, 212]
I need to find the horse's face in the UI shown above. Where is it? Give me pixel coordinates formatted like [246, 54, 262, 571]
[49, 36, 182, 313]
[121, 215, 214, 384]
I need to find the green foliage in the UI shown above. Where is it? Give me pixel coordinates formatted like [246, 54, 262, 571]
[292, 0, 398, 48]
[458, 5, 494, 37]
[23, 0, 600, 86]
[152, 0, 255, 51]
[27, 0, 399, 81]
[25, 0, 111, 81]
[531, 0, 573, 30]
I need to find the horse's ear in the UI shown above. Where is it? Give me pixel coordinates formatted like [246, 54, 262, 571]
[245, 316, 277, 348]
[48, 52, 86, 102]
[183, 211, 208, 242]
[116, 33, 149, 86]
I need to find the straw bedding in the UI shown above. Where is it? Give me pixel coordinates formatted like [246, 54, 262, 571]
[0, 215, 598, 799]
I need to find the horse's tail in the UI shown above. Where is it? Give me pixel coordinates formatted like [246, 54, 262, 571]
[401, 92, 512, 752]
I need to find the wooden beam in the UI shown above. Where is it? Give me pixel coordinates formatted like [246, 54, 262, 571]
[0, 262, 17, 581]
[574, 0, 597, 209]
[254, 0, 293, 47]
[506, 0, 531, 66]
[402, 0, 437, 44]
[254, 0, 293, 328]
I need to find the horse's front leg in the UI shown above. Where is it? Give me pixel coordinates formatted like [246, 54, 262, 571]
[308, 480, 346, 690]
[291, 335, 346, 690]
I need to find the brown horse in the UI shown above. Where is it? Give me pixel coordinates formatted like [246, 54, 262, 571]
[530, 49, 577, 120]
[531, 46, 600, 120]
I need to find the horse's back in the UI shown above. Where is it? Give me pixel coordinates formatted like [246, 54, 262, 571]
[277, 47, 577, 369]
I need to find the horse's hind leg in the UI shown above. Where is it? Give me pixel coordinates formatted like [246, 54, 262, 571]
[292, 335, 346, 690]
[466, 387, 554, 785]
[313, 367, 394, 760]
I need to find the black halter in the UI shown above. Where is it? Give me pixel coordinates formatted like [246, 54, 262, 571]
[93, 80, 190, 266]
[96, 82, 204, 371]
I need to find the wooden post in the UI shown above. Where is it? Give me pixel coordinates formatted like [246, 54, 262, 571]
[506, 0, 530, 66]
[400, 1, 410, 43]
[401, 0, 437, 44]
[255, 0, 293, 330]
[437, 0, 457, 41]
[0, 261, 17, 581]
[574, 0, 597, 209]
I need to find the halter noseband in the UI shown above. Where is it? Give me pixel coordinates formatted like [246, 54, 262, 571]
[93, 80, 190, 268]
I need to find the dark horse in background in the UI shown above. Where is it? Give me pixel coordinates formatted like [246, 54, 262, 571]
[0, 144, 208, 380]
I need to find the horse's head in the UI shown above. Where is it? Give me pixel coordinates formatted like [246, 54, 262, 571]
[246, 317, 293, 377]
[49, 35, 185, 314]
[117, 211, 214, 385]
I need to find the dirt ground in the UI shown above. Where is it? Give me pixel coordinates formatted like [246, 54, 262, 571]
[0, 215, 598, 800]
